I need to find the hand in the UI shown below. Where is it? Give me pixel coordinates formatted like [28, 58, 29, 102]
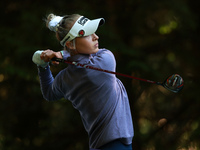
[40, 49, 63, 65]
[32, 49, 63, 68]
[32, 50, 49, 68]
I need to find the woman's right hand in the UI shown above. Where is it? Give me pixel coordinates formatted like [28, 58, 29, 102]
[40, 49, 63, 65]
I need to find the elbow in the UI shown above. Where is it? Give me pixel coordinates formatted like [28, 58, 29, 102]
[40, 83, 63, 101]
[41, 90, 60, 102]
[43, 96, 55, 102]
[42, 92, 61, 101]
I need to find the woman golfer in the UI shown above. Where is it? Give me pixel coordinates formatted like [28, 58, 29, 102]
[32, 13, 134, 150]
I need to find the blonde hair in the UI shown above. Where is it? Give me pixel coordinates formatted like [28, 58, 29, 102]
[46, 13, 81, 51]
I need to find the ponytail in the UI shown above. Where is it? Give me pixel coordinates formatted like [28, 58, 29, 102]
[45, 13, 63, 32]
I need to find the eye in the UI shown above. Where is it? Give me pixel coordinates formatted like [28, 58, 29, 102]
[82, 35, 91, 39]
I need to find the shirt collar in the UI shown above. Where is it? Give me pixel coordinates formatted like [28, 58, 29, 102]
[68, 53, 91, 64]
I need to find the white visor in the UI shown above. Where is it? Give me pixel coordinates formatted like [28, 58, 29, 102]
[60, 16, 105, 46]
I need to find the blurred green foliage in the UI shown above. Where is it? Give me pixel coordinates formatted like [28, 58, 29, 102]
[0, 0, 200, 150]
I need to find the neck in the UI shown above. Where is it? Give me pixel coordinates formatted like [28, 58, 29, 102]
[70, 49, 79, 56]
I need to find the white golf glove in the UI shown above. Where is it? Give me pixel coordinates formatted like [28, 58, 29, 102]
[32, 50, 49, 68]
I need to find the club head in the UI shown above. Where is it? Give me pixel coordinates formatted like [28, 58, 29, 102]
[162, 74, 184, 93]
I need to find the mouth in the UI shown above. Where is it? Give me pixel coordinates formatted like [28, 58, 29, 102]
[95, 43, 99, 48]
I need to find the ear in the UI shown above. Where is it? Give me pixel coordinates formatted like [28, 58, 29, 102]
[65, 41, 75, 49]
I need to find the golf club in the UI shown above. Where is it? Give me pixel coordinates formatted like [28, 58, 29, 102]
[51, 57, 184, 93]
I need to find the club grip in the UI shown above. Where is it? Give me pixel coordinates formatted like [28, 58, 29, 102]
[51, 57, 63, 62]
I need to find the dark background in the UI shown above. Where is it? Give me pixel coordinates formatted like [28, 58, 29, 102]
[1, 0, 200, 149]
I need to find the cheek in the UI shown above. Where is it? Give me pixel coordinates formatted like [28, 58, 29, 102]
[76, 37, 93, 53]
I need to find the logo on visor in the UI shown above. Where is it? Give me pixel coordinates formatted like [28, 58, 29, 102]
[78, 17, 89, 26]
[78, 30, 85, 36]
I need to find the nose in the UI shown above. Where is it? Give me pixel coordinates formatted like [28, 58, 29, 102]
[92, 33, 99, 40]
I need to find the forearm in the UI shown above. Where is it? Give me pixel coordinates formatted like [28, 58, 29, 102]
[38, 66, 62, 101]
[33, 49, 68, 101]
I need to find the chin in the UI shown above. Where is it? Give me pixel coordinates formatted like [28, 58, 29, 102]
[93, 48, 99, 53]
[89, 49, 99, 54]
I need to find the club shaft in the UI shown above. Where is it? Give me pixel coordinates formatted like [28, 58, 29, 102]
[52, 57, 160, 85]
